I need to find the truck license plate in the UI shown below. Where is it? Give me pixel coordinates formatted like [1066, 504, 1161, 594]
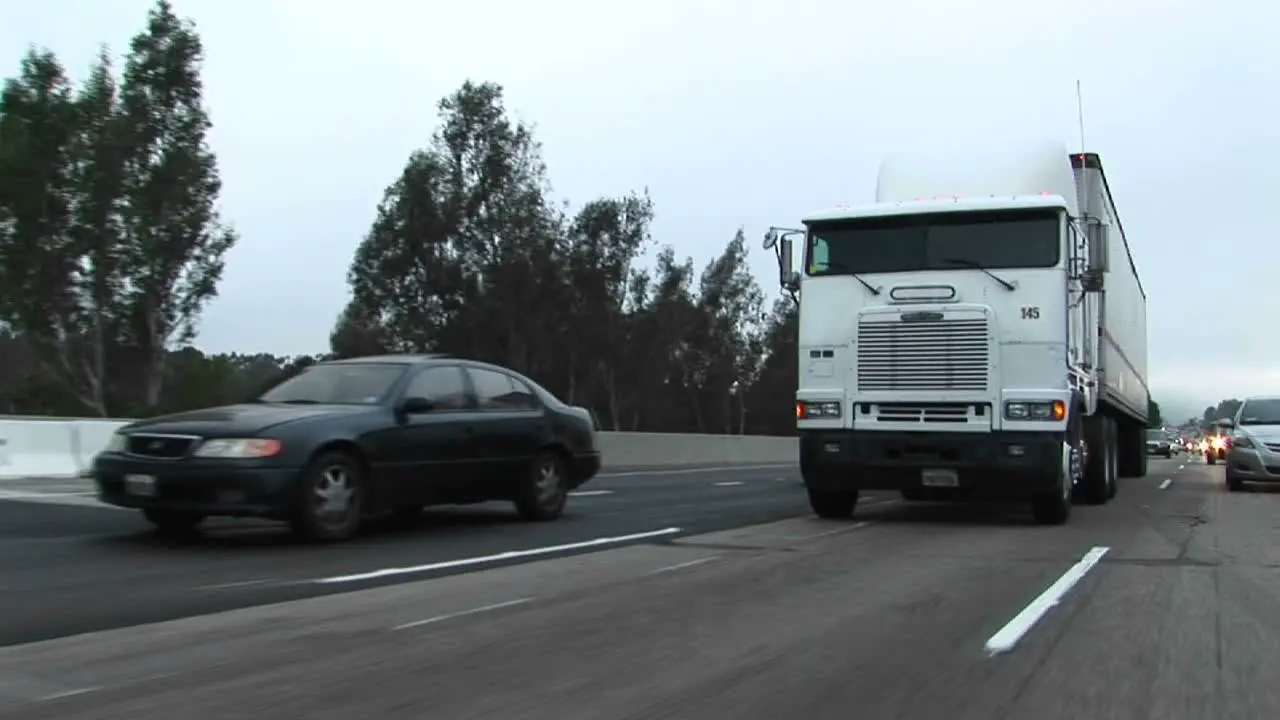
[921, 469, 959, 487]
[124, 474, 157, 497]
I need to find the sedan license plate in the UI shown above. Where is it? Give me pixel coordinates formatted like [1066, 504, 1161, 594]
[921, 468, 959, 488]
[124, 473, 157, 497]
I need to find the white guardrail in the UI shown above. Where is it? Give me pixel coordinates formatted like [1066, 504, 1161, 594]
[0, 416, 799, 480]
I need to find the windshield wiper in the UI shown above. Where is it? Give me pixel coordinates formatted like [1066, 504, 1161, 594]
[271, 399, 321, 405]
[820, 262, 881, 295]
[941, 258, 1015, 292]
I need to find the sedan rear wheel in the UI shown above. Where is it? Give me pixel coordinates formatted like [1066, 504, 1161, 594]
[515, 450, 568, 521]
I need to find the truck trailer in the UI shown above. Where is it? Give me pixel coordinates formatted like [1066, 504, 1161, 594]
[764, 142, 1149, 525]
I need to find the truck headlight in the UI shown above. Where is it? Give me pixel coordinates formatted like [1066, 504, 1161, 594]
[796, 400, 842, 419]
[1231, 434, 1252, 449]
[1004, 400, 1066, 421]
[104, 432, 127, 453]
[193, 438, 282, 458]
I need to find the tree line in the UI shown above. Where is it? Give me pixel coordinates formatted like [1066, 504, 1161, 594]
[0, 1, 799, 436]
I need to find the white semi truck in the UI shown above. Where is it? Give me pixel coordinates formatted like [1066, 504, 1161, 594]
[764, 142, 1149, 525]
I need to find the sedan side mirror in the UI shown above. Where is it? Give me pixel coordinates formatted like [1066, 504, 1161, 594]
[398, 396, 435, 415]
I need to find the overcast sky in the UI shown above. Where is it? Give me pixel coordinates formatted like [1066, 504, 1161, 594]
[3, 0, 1275, 419]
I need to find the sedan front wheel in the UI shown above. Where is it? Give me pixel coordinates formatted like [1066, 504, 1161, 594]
[290, 450, 364, 542]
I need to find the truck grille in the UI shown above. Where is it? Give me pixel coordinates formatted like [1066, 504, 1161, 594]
[857, 317, 990, 391]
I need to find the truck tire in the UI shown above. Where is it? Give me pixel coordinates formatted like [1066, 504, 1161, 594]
[1032, 457, 1071, 525]
[1226, 473, 1243, 492]
[808, 488, 857, 519]
[1077, 415, 1116, 505]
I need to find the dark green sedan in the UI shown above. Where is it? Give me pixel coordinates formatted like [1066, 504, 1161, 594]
[92, 354, 602, 542]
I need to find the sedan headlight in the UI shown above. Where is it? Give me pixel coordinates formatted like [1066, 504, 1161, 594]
[193, 438, 282, 458]
[796, 400, 842, 419]
[104, 432, 127, 453]
[1004, 400, 1066, 421]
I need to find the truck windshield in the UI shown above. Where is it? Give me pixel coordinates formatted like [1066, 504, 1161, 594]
[1145, 430, 1165, 441]
[805, 208, 1060, 276]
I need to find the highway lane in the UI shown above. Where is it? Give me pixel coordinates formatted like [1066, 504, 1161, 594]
[0, 463, 821, 647]
[6, 456, 1275, 718]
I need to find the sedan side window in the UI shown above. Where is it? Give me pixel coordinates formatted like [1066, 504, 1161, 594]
[402, 366, 469, 410]
[469, 368, 538, 411]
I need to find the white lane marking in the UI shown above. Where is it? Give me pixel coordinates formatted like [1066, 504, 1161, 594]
[568, 490, 613, 497]
[648, 556, 721, 575]
[984, 545, 1110, 656]
[785, 521, 870, 540]
[38, 687, 100, 702]
[0, 490, 96, 497]
[598, 464, 793, 478]
[713, 481, 745, 487]
[394, 598, 533, 631]
[196, 578, 276, 591]
[1159, 479, 1172, 490]
[0, 490, 126, 510]
[314, 527, 683, 584]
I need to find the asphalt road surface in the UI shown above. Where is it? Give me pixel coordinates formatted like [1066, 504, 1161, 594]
[1, 453, 1276, 719]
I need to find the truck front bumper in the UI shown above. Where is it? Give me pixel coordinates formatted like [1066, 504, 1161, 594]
[800, 429, 1065, 499]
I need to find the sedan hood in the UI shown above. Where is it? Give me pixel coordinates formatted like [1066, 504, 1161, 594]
[123, 403, 364, 437]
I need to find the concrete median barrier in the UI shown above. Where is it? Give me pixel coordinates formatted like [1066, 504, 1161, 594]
[0, 416, 797, 480]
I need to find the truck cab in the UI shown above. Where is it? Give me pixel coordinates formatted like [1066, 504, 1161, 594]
[766, 143, 1147, 526]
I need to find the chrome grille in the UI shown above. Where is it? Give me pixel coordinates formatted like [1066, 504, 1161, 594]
[871, 403, 974, 423]
[857, 316, 989, 391]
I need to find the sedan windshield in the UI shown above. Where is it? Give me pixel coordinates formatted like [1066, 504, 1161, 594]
[1237, 398, 1280, 426]
[257, 363, 406, 405]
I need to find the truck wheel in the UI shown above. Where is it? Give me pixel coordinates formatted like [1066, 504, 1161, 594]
[901, 488, 927, 501]
[808, 488, 857, 519]
[1032, 457, 1072, 525]
[1226, 474, 1243, 492]
[1078, 416, 1116, 505]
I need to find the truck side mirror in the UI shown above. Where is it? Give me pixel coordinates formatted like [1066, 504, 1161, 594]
[1087, 220, 1110, 273]
[780, 237, 799, 291]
